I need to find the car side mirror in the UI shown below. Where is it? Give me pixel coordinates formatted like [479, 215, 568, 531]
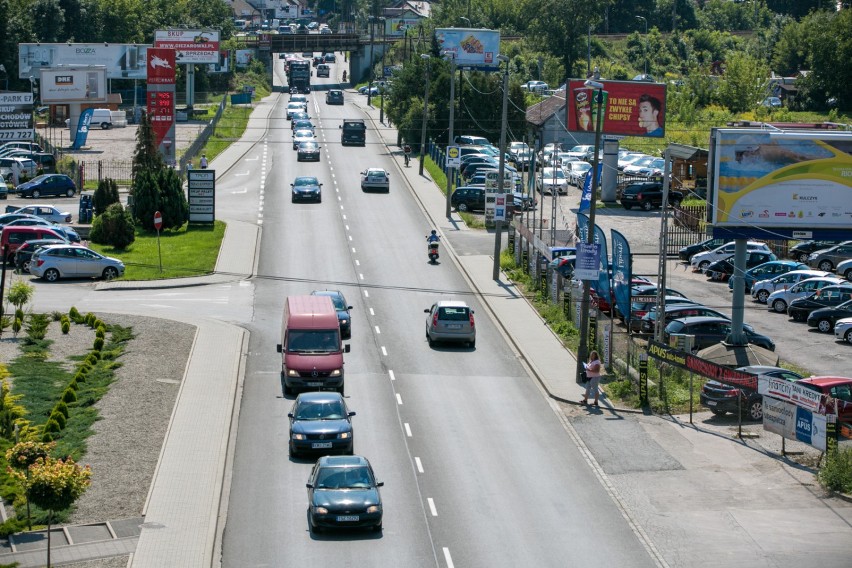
[289, 184, 294, 188]
[287, 412, 294, 418]
[277, 344, 283, 352]
[347, 306, 353, 310]
[376, 481, 384, 487]
[306, 483, 314, 489]
[424, 308, 430, 313]
[339, 125, 342, 129]
[344, 344, 351, 353]
[348, 411, 356, 417]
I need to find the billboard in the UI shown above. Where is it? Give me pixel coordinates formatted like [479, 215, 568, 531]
[0, 92, 34, 142]
[39, 67, 107, 103]
[566, 80, 667, 138]
[710, 129, 852, 232]
[385, 19, 419, 37]
[18, 43, 149, 80]
[435, 28, 500, 67]
[154, 30, 220, 64]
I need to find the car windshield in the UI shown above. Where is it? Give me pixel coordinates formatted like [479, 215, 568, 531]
[299, 142, 318, 150]
[293, 177, 318, 187]
[287, 329, 338, 353]
[294, 401, 346, 420]
[315, 466, 373, 489]
[295, 130, 313, 138]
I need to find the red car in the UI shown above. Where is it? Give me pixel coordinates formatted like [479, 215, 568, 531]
[796, 377, 852, 422]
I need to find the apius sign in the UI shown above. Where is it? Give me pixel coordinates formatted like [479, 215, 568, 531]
[188, 170, 215, 223]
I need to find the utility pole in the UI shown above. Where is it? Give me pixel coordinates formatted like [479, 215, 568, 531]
[492, 54, 510, 280]
[367, 16, 375, 107]
[379, 18, 386, 124]
[445, 52, 456, 220]
[419, 54, 431, 176]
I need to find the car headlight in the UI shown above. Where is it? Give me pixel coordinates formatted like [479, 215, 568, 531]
[338, 432, 351, 439]
[314, 506, 328, 514]
[366, 505, 381, 514]
[287, 369, 300, 377]
[292, 433, 305, 440]
[330, 369, 341, 377]
[809, 253, 817, 259]
[340, 319, 348, 325]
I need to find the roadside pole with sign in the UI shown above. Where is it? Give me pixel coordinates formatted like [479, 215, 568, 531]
[153, 211, 163, 273]
[446, 145, 461, 218]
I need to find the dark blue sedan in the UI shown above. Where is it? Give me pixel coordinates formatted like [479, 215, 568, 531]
[288, 392, 355, 458]
[306, 455, 383, 533]
[16, 174, 77, 198]
[290, 176, 322, 203]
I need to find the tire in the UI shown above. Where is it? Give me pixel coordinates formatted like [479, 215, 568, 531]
[336, 384, 344, 395]
[291, 195, 296, 203]
[642, 200, 653, 211]
[66, 188, 75, 197]
[458, 203, 469, 212]
[699, 260, 710, 271]
[427, 334, 433, 347]
[846, 329, 852, 344]
[797, 253, 810, 263]
[21, 259, 31, 273]
[710, 409, 726, 417]
[818, 260, 834, 272]
[100, 122, 110, 130]
[756, 290, 769, 303]
[790, 310, 805, 322]
[289, 443, 298, 458]
[845, 268, 852, 282]
[284, 382, 293, 396]
[623, 204, 632, 210]
[102, 266, 119, 280]
[817, 318, 833, 333]
[743, 398, 763, 421]
[42, 268, 60, 282]
[373, 523, 382, 532]
[771, 299, 787, 313]
[32, 189, 41, 198]
[469, 339, 476, 348]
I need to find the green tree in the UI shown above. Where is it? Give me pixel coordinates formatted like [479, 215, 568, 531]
[715, 51, 769, 113]
[30, 0, 65, 42]
[93, 177, 120, 216]
[528, 0, 609, 81]
[6, 280, 35, 317]
[6, 441, 55, 530]
[155, 167, 189, 230]
[130, 168, 159, 227]
[90, 202, 136, 248]
[132, 110, 163, 181]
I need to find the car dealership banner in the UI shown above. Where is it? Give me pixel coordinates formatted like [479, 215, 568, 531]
[611, 229, 632, 328]
[19, 43, 150, 80]
[154, 30, 220, 64]
[763, 397, 828, 452]
[0, 92, 34, 142]
[758, 376, 823, 413]
[435, 28, 500, 68]
[709, 129, 852, 235]
[566, 80, 667, 138]
[646, 339, 759, 389]
[39, 66, 107, 103]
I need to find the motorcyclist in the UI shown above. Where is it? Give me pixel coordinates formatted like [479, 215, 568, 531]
[342, 70, 347, 82]
[403, 143, 412, 167]
[426, 230, 440, 243]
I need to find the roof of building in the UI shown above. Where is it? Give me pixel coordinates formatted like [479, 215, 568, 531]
[525, 94, 567, 127]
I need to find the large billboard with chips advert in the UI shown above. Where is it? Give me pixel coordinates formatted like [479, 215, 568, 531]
[435, 28, 500, 67]
[566, 80, 667, 138]
[710, 129, 852, 231]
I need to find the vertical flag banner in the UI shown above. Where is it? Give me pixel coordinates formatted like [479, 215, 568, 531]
[611, 230, 632, 326]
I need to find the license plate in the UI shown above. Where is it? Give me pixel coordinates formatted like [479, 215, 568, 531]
[312, 442, 333, 449]
[306, 381, 323, 387]
[706, 401, 717, 406]
[447, 324, 462, 329]
[337, 515, 359, 522]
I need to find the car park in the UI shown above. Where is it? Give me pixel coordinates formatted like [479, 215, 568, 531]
[788, 240, 842, 263]
[807, 299, 852, 333]
[617, 152, 647, 170]
[13, 238, 69, 272]
[29, 244, 124, 281]
[750, 270, 833, 304]
[325, 90, 344, 105]
[290, 176, 322, 203]
[564, 145, 594, 161]
[306, 455, 383, 533]
[690, 241, 770, 272]
[311, 290, 353, 338]
[297, 141, 321, 162]
[678, 237, 730, 263]
[292, 129, 315, 150]
[807, 241, 852, 272]
[664, 316, 775, 352]
[620, 181, 683, 211]
[639, 304, 729, 334]
[10, 204, 72, 224]
[729, 260, 809, 292]
[630, 157, 666, 177]
[425, 300, 475, 347]
[701, 366, 803, 421]
[795, 377, 852, 422]
[15, 174, 77, 198]
[788, 284, 852, 322]
[0, 157, 38, 179]
[628, 296, 702, 332]
[623, 155, 660, 175]
[834, 317, 852, 343]
[764, 276, 843, 313]
[564, 161, 593, 186]
[4, 218, 80, 242]
[360, 168, 390, 192]
[704, 251, 777, 282]
[536, 167, 568, 195]
[287, 392, 355, 458]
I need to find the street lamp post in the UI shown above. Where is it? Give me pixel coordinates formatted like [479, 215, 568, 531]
[418, 54, 431, 176]
[492, 54, 510, 280]
[635, 16, 648, 77]
[367, 16, 375, 107]
[445, 51, 456, 220]
[575, 79, 606, 384]
[379, 17, 387, 124]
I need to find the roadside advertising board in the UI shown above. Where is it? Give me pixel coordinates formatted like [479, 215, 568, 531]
[18, 43, 149, 80]
[435, 28, 500, 68]
[39, 66, 107, 103]
[566, 80, 667, 138]
[154, 30, 220, 64]
[758, 377, 823, 413]
[484, 169, 513, 226]
[188, 170, 216, 223]
[0, 92, 34, 142]
[762, 397, 828, 452]
[574, 242, 601, 281]
[446, 146, 461, 168]
[385, 19, 419, 37]
[709, 129, 852, 240]
[146, 48, 176, 166]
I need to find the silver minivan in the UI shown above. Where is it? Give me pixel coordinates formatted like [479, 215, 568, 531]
[425, 301, 476, 347]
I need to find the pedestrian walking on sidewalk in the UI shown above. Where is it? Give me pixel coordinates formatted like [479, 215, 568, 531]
[580, 350, 602, 407]
[200, 154, 208, 169]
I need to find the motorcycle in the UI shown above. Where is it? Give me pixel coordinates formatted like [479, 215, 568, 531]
[427, 240, 440, 264]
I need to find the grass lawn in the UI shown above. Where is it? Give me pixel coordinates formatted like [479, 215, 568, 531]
[88, 221, 225, 280]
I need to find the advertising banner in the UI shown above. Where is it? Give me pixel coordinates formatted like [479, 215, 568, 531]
[235, 49, 255, 68]
[71, 108, 94, 150]
[484, 169, 513, 226]
[39, 67, 107, 103]
[18, 43, 149, 80]
[763, 397, 827, 452]
[146, 48, 176, 85]
[154, 30, 220, 64]
[574, 242, 601, 281]
[758, 376, 823, 412]
[0, 92, 34, 142]
[147, 49, 175, 165]
[646, 339, 759, 389]
[611, 229, 632, 328]
[435, 28, 500, 68]
[385, 18, 419, 37]
[576, 214, 610, 298]
[188, 170, 216, 223]
[566, 80, 667, 138]
[710, 129, 852, 231]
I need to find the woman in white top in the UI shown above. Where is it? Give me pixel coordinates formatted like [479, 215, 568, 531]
[580, 350, 602, 407]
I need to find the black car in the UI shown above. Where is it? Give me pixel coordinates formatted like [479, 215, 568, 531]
[326, 89, 344, 105]
[290, 176, 322, 203]
[287, 392, 355, 458]
[704, 251, 777, 282]
[620, 181, 683, 211]
[297, 141, 321, 162]
[306, 455, 383, 533]
[700, 366, 803, 421]
[807, 299, 852, 333]
[16, 174, 77, 198]
[640, 303, 729, 334]
[788, 240, 842, 263]
[788, 284, 852, 322]
[451, 186, 535, 213]
[664, 316, 775, 352]
[311, 290, 353, 338]
[13, 238, 69, 272]
[678, 237, 730, 263]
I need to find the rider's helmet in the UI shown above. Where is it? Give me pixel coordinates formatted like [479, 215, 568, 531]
[431, 230, 437, 236]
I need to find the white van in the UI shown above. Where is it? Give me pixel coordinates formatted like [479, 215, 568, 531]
[66, 109, 127, 129]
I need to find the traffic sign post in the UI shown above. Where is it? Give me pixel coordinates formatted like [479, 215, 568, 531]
[154, 211, 163, 273]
